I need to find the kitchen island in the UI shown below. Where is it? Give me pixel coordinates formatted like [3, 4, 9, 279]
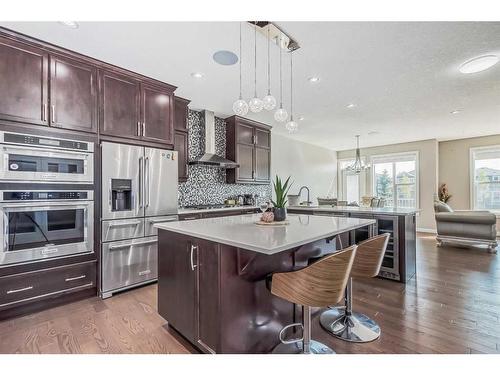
[155, 213, 375, 354]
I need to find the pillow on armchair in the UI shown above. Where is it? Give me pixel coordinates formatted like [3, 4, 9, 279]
[434, 201, 453, 213]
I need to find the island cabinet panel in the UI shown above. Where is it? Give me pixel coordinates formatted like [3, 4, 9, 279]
[158, 231, 197, 342]
[49, 55, 98, 133]
[100, 70, 141, 139]
[0, 36, 48, 126]
[225, 115, 271, 184]
[141, 83, 174, 144]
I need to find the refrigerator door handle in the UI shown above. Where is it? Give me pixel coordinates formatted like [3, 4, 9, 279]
[145, 156, 150, 207]
[138, 156, 144, 209]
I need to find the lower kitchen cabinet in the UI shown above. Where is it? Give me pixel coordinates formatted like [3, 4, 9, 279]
[158, 232, 218, 352]
[0, 261, 96, 312]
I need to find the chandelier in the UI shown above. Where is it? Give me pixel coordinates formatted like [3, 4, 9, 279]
[346, 135, 370, 174]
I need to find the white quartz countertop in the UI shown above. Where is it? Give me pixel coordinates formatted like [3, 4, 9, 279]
[288, 205, 419, 215]
[178, 206, 259, 215]
[155, 213, 376, 255]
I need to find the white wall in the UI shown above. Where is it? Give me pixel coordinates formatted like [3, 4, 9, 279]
[271, 133, 337, 204]
[337, 139, 439, 232]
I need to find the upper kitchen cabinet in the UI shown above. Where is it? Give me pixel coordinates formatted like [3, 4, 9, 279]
[141, 83, 175, 144]
[49, 55, 98, 133]
[225, 116, 271, 184]
[173, 96, 190, 131]
[0, 36, 49, 126]
[100, 70, 141, 139]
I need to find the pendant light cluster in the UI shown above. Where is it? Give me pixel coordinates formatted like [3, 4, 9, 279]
[346, 135, 370, 174]
[232, 22, 299, 134]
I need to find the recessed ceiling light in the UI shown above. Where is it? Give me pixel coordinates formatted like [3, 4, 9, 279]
[213, 50, 238, 66]
[298, 116, 305, 121]
[450, 110, 461, 115]
[308, 77, 320, 83]
[59, 21, 79, 29]
[459, 55, 499, 74]
[346, 103, 356, 109]
[191, 72, 204, 79]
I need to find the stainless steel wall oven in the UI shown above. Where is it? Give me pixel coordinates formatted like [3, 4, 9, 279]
[0, 190, 94, 266]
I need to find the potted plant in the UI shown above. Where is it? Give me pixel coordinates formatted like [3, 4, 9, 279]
[272, 175, 292, 221]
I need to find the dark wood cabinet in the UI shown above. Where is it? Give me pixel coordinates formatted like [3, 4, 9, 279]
[158, 231, 218, 352]
[225, 116, 271, 184]
[100, 70, 141, 139]
[0, 36, 48, 126]
[50, 55, 97, 133]
[173, 97, 190, 182]
[141, 83, 174, 144]
[174, 130, 188, 182]
[174, 96, 190, 131]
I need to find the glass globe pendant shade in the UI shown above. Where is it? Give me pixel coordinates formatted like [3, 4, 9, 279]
[249, 96, 264, 113]
[263, 93, 277, 111]
[285, 119, 298, 133]
[274, 107, 288, 122]
[233, 98, 249, 116]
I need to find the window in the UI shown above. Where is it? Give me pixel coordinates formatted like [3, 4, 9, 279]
[470, 146, 500, 212]
[371, 152, 418, 209]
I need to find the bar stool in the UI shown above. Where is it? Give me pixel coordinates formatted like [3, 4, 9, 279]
[319, 233, 390, 343]
[270, 245, 357, 354]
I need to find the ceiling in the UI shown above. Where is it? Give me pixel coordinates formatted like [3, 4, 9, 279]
[2, 21, 500, 151]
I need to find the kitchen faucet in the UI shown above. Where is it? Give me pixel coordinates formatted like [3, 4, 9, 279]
[298, 186, 311, 206]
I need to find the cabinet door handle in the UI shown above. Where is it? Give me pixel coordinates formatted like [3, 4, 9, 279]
[6, 286, 33, 294]
[182, 216, 199, 221]
[137, 121, 141, 136]
[190, 244, 198, 271]
[42, 104, 47, 122]
[138, 269, 151, 276]
[65, 275, 86, 282]
[51, 105, 56, 123]
[142, 122, 146, 137]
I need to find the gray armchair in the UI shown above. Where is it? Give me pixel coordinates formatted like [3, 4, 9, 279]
[434, 201, 498, 253]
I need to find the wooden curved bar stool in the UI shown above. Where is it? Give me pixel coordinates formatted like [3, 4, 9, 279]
[319, 233, 390, 343]
[270, 245, 357, 354]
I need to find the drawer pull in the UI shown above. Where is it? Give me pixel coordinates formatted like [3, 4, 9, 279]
[148, 217, 177, 224]
[107, 220, 142, 228]
[65, 275, 87, 282]
[6, 286, 33, 294]
[138, 270, 151, 276]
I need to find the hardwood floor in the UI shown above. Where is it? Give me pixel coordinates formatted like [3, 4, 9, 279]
[0, 233, 498, 354]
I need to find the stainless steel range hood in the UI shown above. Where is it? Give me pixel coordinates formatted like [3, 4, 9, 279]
[188, 110, 239, 168]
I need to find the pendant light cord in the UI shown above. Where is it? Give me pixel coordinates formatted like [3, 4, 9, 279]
[254, 22, 257, 97]
[267, 24, 271, 95]
[290, 51, 293, 120]
[239, 22, 243, 100]
[279, 37, 283, 107]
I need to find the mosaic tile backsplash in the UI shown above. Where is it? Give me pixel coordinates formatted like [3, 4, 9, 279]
[178, 110, 271, 207]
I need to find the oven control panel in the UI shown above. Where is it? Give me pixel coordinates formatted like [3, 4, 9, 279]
[2, 132, 93, 152]
[2, 191, 91, 201]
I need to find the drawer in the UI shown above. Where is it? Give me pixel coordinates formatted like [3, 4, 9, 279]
[102, 218, 145, 242]
[0, 262, 96, 310]
[145, 215, 178, 236]
[101, 236, 158, 293]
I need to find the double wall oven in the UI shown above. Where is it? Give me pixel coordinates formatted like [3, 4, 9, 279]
[0, 131, 95, 267]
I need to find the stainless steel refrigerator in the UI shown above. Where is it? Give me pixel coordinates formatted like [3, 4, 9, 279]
[100, 142, 178, 298]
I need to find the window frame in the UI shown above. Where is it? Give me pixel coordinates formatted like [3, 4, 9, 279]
[469, 145, 500, 213]
[370, 151, 419, 209]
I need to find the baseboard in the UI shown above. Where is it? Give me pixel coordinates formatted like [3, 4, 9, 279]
[417, 228, 437, 234]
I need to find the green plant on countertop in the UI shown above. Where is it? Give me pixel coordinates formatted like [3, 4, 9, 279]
[272, 175, 292, 208]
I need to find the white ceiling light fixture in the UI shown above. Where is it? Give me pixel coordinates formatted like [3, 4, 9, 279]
[346, 135, 370, 174]
[232, 22, 249, 116]
[298, 115, 305, 121]
[308, 76, 320, 83]
[249, 22, 264, 113]
[450, 110, 461, 114]
[346, 103, 356, 108]
[191, 72, 204, 79]
[459, 54, 499, 74]
[59, 21, 79, 29]
[274, 35, 288, 123]
[286, 51, 298, 134]
[262, 24, 276, 111]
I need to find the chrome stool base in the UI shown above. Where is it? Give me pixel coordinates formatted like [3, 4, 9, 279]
[320, 307, 381, 343]
[272, 340, 335, 354]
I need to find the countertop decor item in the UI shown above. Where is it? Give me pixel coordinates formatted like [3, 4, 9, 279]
[438, 183, 452, 203]
[255, 219, 290, 226]
[317, 197, 337, 206]
[272, 175, 292, 221]
[260, 211, 274, 222]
